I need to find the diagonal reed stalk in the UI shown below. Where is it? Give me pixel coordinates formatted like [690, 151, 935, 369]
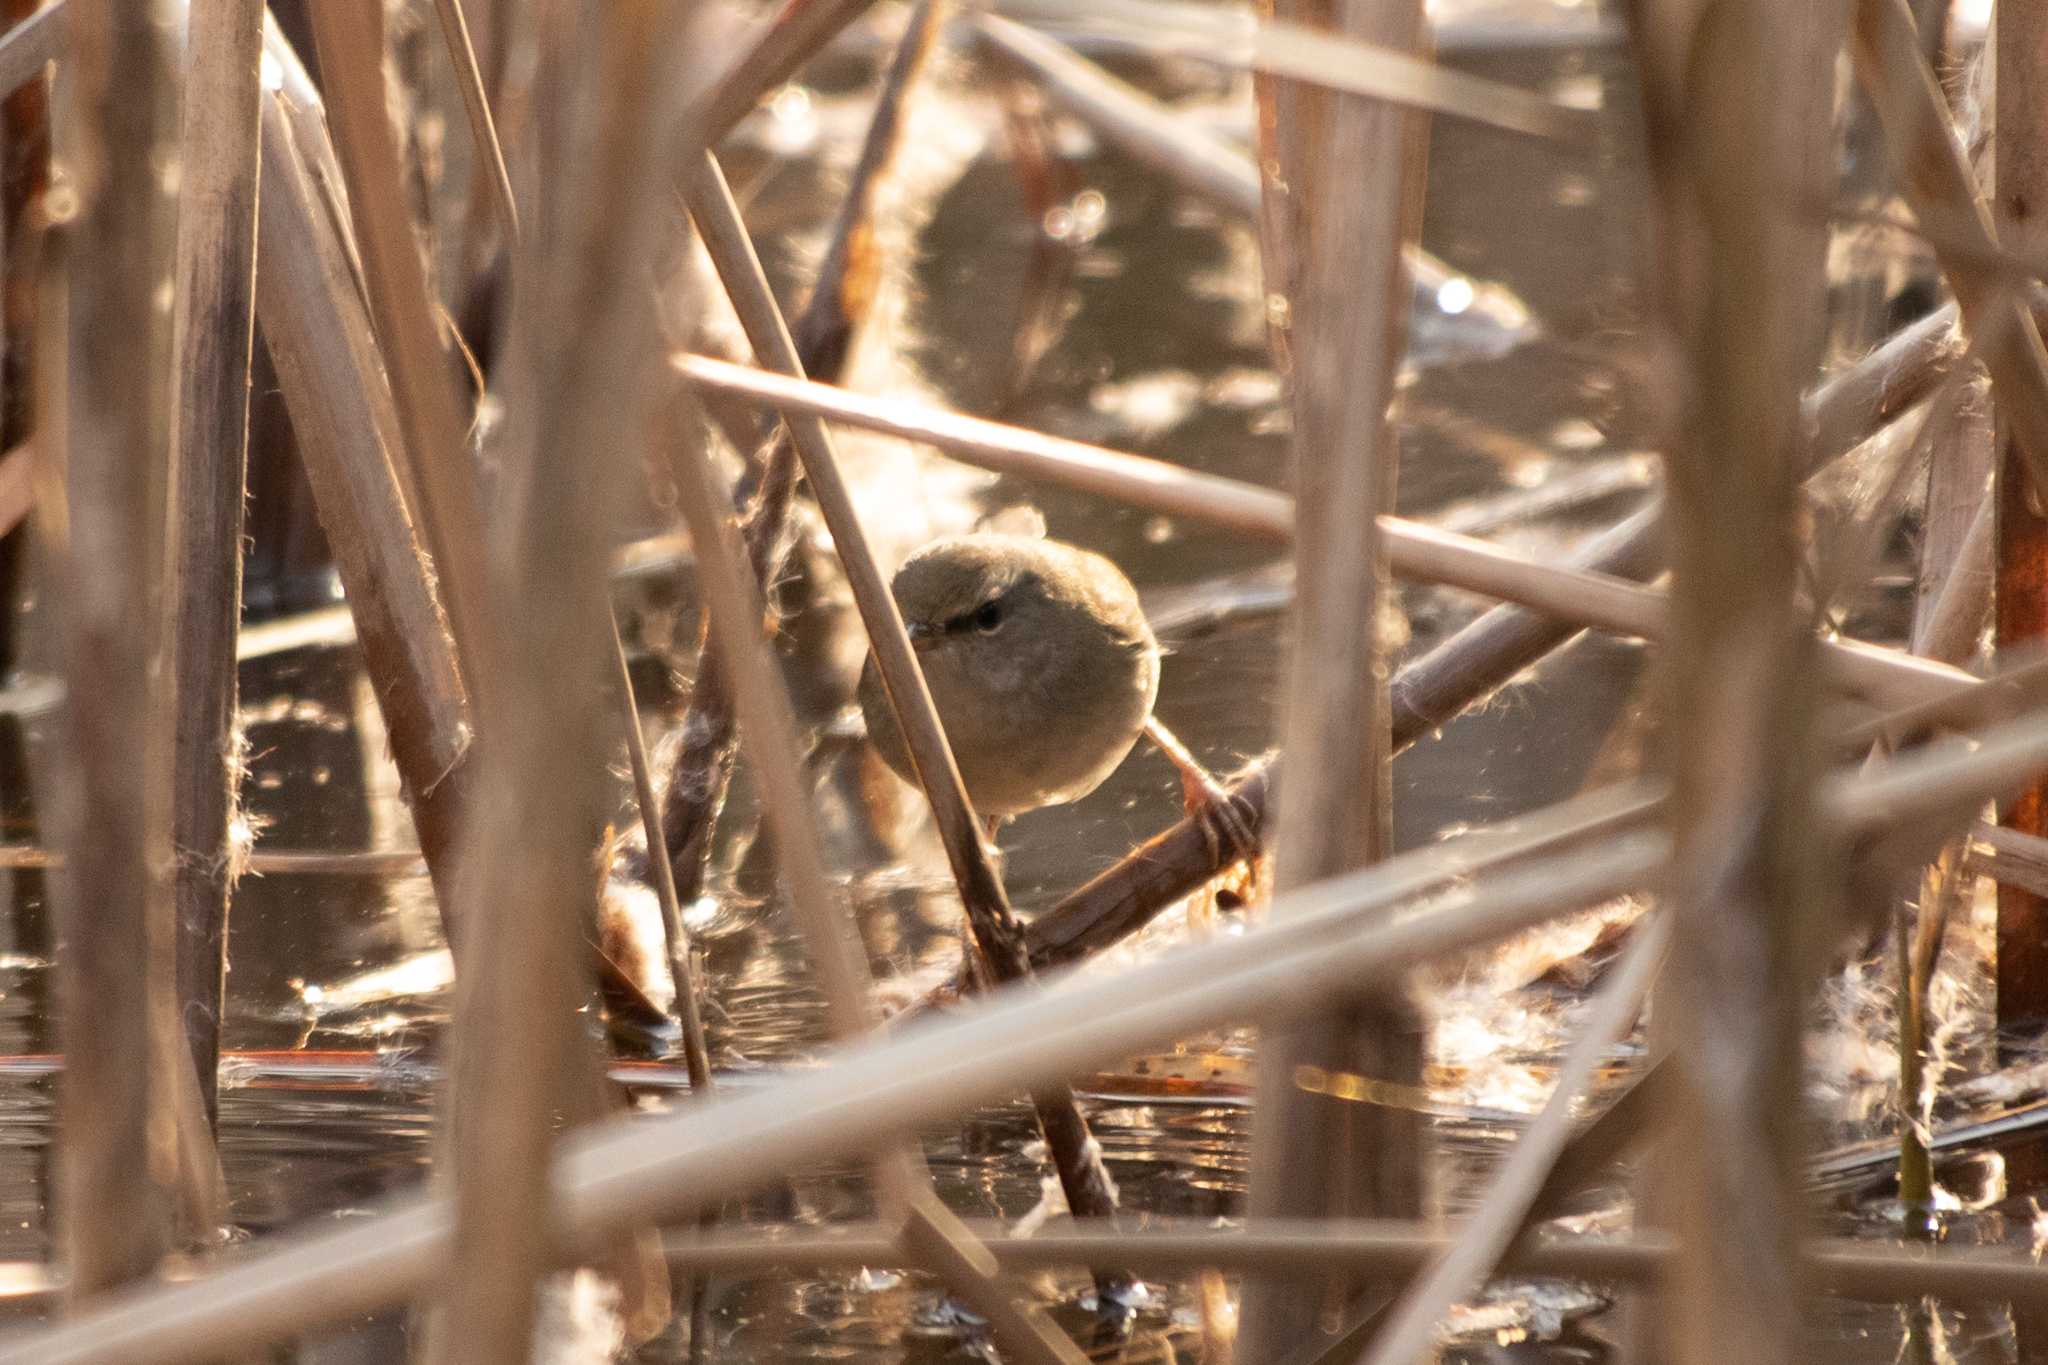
[251, 24, 476, 918]
[661, 381, 1083, 1364]
[681, 149, 1134, 1292]
[660, 0, 944, 912]
[14, 702, 2048, 1360]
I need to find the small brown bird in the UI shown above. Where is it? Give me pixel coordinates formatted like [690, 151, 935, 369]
[858, 533, 1161, 818]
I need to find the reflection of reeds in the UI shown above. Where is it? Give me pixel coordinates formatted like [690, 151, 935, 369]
[24, 0, 2048, 1358]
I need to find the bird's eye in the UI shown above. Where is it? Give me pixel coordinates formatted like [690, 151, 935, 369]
[972, 600, 1005, 633]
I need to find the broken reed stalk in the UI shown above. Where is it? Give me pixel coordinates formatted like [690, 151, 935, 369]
[252, 27, 476, 917]
[1240, 1, 1430, 1352]
[43, 0, 210, 1296]
[1989, 0, 2048, 1045]
[661, 0, 943, 909]
[660, 385, 1082, 1365]
[421, 5, 687, 1359]
[19, 712, 2048, 1362]
[680, 151, 1133, 1286]
[166, 0, 265, 1133]
[1356, 915, 1667, 1363]
[1628, 0, 1846, 1358]
[306, 2, 498, 712]
[671, 356, 1975, 707]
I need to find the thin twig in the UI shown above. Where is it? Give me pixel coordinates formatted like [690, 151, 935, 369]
[1355, 915, 1668, 1363]
[430, 0, 518, 242]
[609, 611, 714, 1093]
[660, 0, 944, 909]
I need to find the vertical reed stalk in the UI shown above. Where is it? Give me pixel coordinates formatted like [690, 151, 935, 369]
[424, 5, 686, 1358]
[45, 0, 184, 1298]
[661, 0, 942, 908]
[1238, 0, 1429, 1355]
[166, 0, 265, 1130]
[1627, 0, 1846, 1358]
[1992, 0, 2048, 1047]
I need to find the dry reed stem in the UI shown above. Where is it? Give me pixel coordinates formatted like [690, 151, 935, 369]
[252, 28, 475, 913]
[0, 4, 57, 101]
[1850, 0, 2048, 495]
[972, 13, 1520, 360]
[673, 355, 1976, 708]
[692, 0, 881, 148]
[681, 151, 1131, 1271]
[898, 1198, 1090, 1365]
[166, 0, 264, 1131]
[44, 1215, 2048, 1314]
[1988, 0, 2048, 1043]
[430, 0, 518, 243]
[1628, 0, 1847, 1357]
[998, 0, 1589, 142]
[420, 3, 688, 1358]
[648, 1219, 2048, 1298]
[0, 818, 1667, 1365]
[44, 0, 190, 1297]
[1241, 0, 1429, 1349]
[307, 2, 498, 711]
[17, 713, 2048, 1361]
[663, 383, 1080, 1361]
[660, 0, 942, 910]
[609, 611, 714, 1092]
[1356, 916, 1667, 1363]
[1891, 382, 1993, 1214]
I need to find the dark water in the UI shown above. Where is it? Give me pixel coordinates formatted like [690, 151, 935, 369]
[0, 4, 2014, 1361]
